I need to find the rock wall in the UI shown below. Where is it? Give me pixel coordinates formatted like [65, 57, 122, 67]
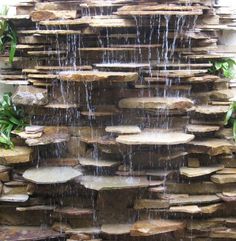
[1, 0, 236, 240]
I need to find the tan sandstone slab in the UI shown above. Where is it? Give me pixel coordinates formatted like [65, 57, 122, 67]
[134, 199, 170, 210]
[210, 229, 236, 239]
[0, 226, 64, 241]
[116, 132, 194, 145]
[217, 168, 236, 174]
[101, 224, 132, 235]
[118, 97, 193, 110]
[211, 174, 236, 184]
[188, 139, 234, 156]
[23, 167, 82, 184]
[194, 105, 228, 116]
[0, 146, 32, 165]
[25, 127, 70, 146]
[54, 207, 93, 217]
[169, 205, 201, 214]
[130, 219, 185, 236]
[180, 165, 224, 178]
[59, 71, 138, 83]
[79, 157, 119, 168]
[186, 124, 220, 134]
[80, 176, 149, 191]
[170, 195, 220, 205]
[105, 126, 141, 134]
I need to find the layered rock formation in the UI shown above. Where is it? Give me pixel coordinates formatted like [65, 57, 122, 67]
[1, 0, 236, 240]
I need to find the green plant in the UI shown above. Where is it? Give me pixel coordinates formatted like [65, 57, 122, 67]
[225, 101, 236, 142]
[0, 6, 17, 64]
[0, 93, 26, 149]
[209, 59, 236, 78]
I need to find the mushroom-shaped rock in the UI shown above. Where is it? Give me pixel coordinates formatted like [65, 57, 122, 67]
[23, 167, 82, 184]
[80, 176, 149, 191]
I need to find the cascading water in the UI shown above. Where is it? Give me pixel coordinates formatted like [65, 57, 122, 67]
[0, 0, 235, 241]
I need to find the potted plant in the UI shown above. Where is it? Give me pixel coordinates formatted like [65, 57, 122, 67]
[0, 93, 26, 149]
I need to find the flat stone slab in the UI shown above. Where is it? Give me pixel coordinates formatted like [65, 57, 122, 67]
[59, 71, 138, 83]
[0, 194, 29, 202]
[130, 219, 185, 236]
[218, 193, 236, 202]
[217, 168, 236, 174]
[0, 226, 64, 241]
[80, 176, 149, 191]
[66, 227, 101, 235]
[0, 146, 33, 165]
[170, 195, 220, 206]
[25, 126, 70, 146]
[25, 125, 45, 134]
[195, 105, 228, 116]
[79, 158, 119, 168]
[116, 132, 194, 145]
[210, 229, 236, 239]
[54, 207, 93, 216]
[105, 125, 141, 134]
[16, 205, 55, 211]
[169, 205, 201, 214]
[119, 97, 193, 110]
[188, 139, 234, 156]
[211, 174, 236, 184]
[134, 199, 170, 210]
[23, 167, 82, 184]
[186, 124, 220, 134]
[101, 224, 132, 235]
[180, 165, 224, 178]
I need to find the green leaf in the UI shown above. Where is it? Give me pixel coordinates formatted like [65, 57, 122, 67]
[233, 120, 236, 142]
[224, 105, 234, 125]
[9, 39, 16, 64]
[214, 62, 223, 70]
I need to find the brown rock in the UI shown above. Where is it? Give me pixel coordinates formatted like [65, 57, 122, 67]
[118, 97, 193, 110]
[25, 126, 70, 146]
[134, 199, 169, 210]
[12, 86, 48, 106]
[23, 166, 82, 184]
[31, 10, 78, 21]
[116, 132, 194, 145]
[130, 219, 185, 236]
[101, 224, 132, 235]
[0, 146, 32, 165]
[211, 174, 236, 184]
[186, 124, 220, 134]
[194, 105, 228, 116]
[188, 139, 234, 156]
[169, 205, 201, 214]
[59, 71, 138, 83]
[0, 226, 64, 241]
[180, 165, 224, 178]
[80, 176, 149, 191]
[105, 125, 141, 134]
